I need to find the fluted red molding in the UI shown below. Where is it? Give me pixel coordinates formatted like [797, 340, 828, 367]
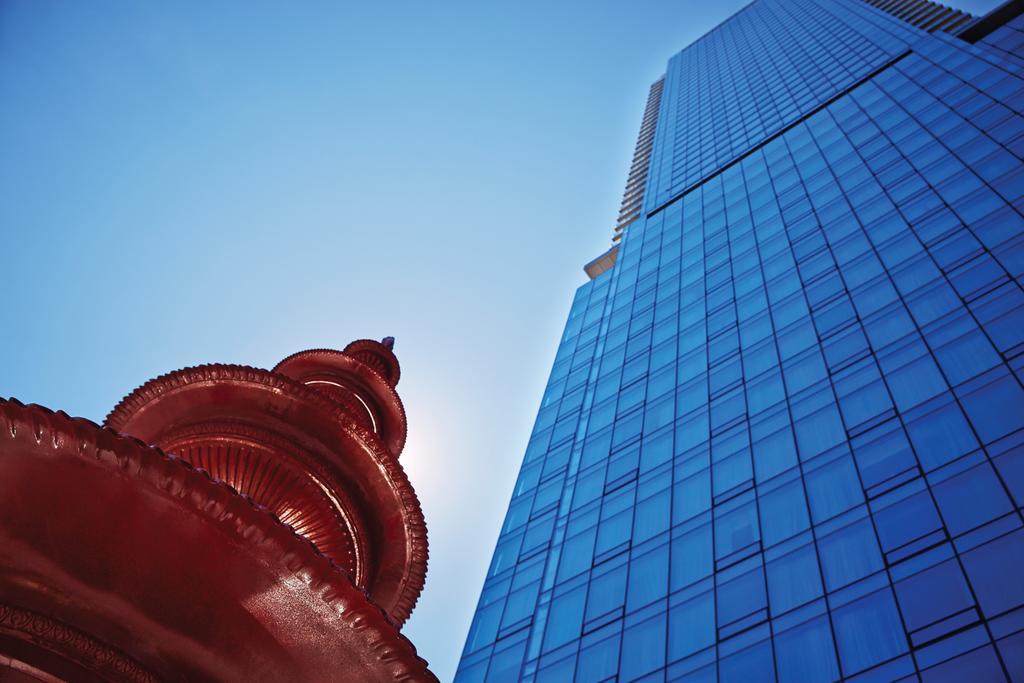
[274, 344, 408, 458]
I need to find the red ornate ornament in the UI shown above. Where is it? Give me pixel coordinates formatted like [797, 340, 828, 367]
[0, 339, 437, 681]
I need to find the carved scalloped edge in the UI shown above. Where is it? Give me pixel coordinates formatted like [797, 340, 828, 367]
[102, 363, 427, 626]
[0, 398, 436, 682]
[0, 602, 158, 683]
[342, 339, 402, 386]
[275, 346, 408, 444]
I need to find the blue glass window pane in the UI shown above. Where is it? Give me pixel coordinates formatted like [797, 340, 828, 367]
[635, 490, 671, 543]
[620, 614, 667, 681]
[485, 641, 526, 683]
[864, 304, 915, 347]
[536, 656, 575, 683]
[905, 398, 978, 470]
[678, 376, 709, 415]
[581, 432, 613, 470]
[672, 663, 716, 683]
[597, 508, 635, 555]
[851, 421, 916, 488]
[668, 590, 715, 661]
[641, 429, 674, 469]
[490, 533, 524, 576]
[805, 454, 863, 522]
[962, 529, 1024, 618]
[523, 509, 556, 547]
[774, 615, 840, 683]
[714, 449, 754, 495]
[715, 501, 760, 558]
[466, 601, 504, 653]
[455, 660, 487, 683]
[958, 370, 1024, 444]
[746, 370, 786, 414]
[932, 328, 1001, 386]
[993, 440, 1024, 507]
[627, 545, 670, 611]
[576, 634, 621, 683]
[717, 565, 766, 625]
[884, 350, 948, 411]
[677, 410, 710, 453]
[557, 528, 597, 582]
[543, 585, 586, 651]
[767, 544, 824, 613]
[919, 645, 1005, 683]
[671, 524, 713, 590]
[996, 631, 1024, 682]
[502, 581, 541, 627]
[586, 564, 627, 622]
[574, 465, 606, 509]
[758, 479, 810, 546]
[833, 589, 908, 675]
[894, 559, 974, 632]
[794, 403, 846, 459]
[752, 425, 798, 483]
[932, 461, 1014, 536]
[719, 638, 774, 683]
[873, 488, 942, 552]
[783, 350, 828, 393]
[674, 470, 712, 524]
[818, 517, 883, 590]
[837, 374, 892, 428]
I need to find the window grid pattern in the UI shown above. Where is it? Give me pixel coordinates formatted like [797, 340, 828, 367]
[457, 7, 1024, 683]
[645, 0, 922, 214]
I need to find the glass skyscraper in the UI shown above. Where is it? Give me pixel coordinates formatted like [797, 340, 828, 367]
[457, 1, 1024, 680]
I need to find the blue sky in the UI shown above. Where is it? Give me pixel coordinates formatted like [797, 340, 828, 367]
[0, 0, 1001, 679]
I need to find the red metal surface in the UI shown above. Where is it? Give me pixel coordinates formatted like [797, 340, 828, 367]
[0, 400, 436, 682]
[0, 340, 436, 681]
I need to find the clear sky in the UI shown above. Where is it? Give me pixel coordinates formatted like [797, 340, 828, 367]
[0, 0, 1002, 680]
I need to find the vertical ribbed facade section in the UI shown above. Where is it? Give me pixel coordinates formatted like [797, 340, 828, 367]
[615, 78, 666, 243]
[860, 0, 975, 33]
[458, 1, 1024, 681]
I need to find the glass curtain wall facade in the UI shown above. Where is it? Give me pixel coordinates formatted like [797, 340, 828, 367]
[457, 1, 1024, 681]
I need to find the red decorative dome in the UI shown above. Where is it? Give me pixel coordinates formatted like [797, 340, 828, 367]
[0, 400, 435, 681]
[0, 340, 436, 681]
[104, 356, 424, 626]
[273, 339, 407, 458]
